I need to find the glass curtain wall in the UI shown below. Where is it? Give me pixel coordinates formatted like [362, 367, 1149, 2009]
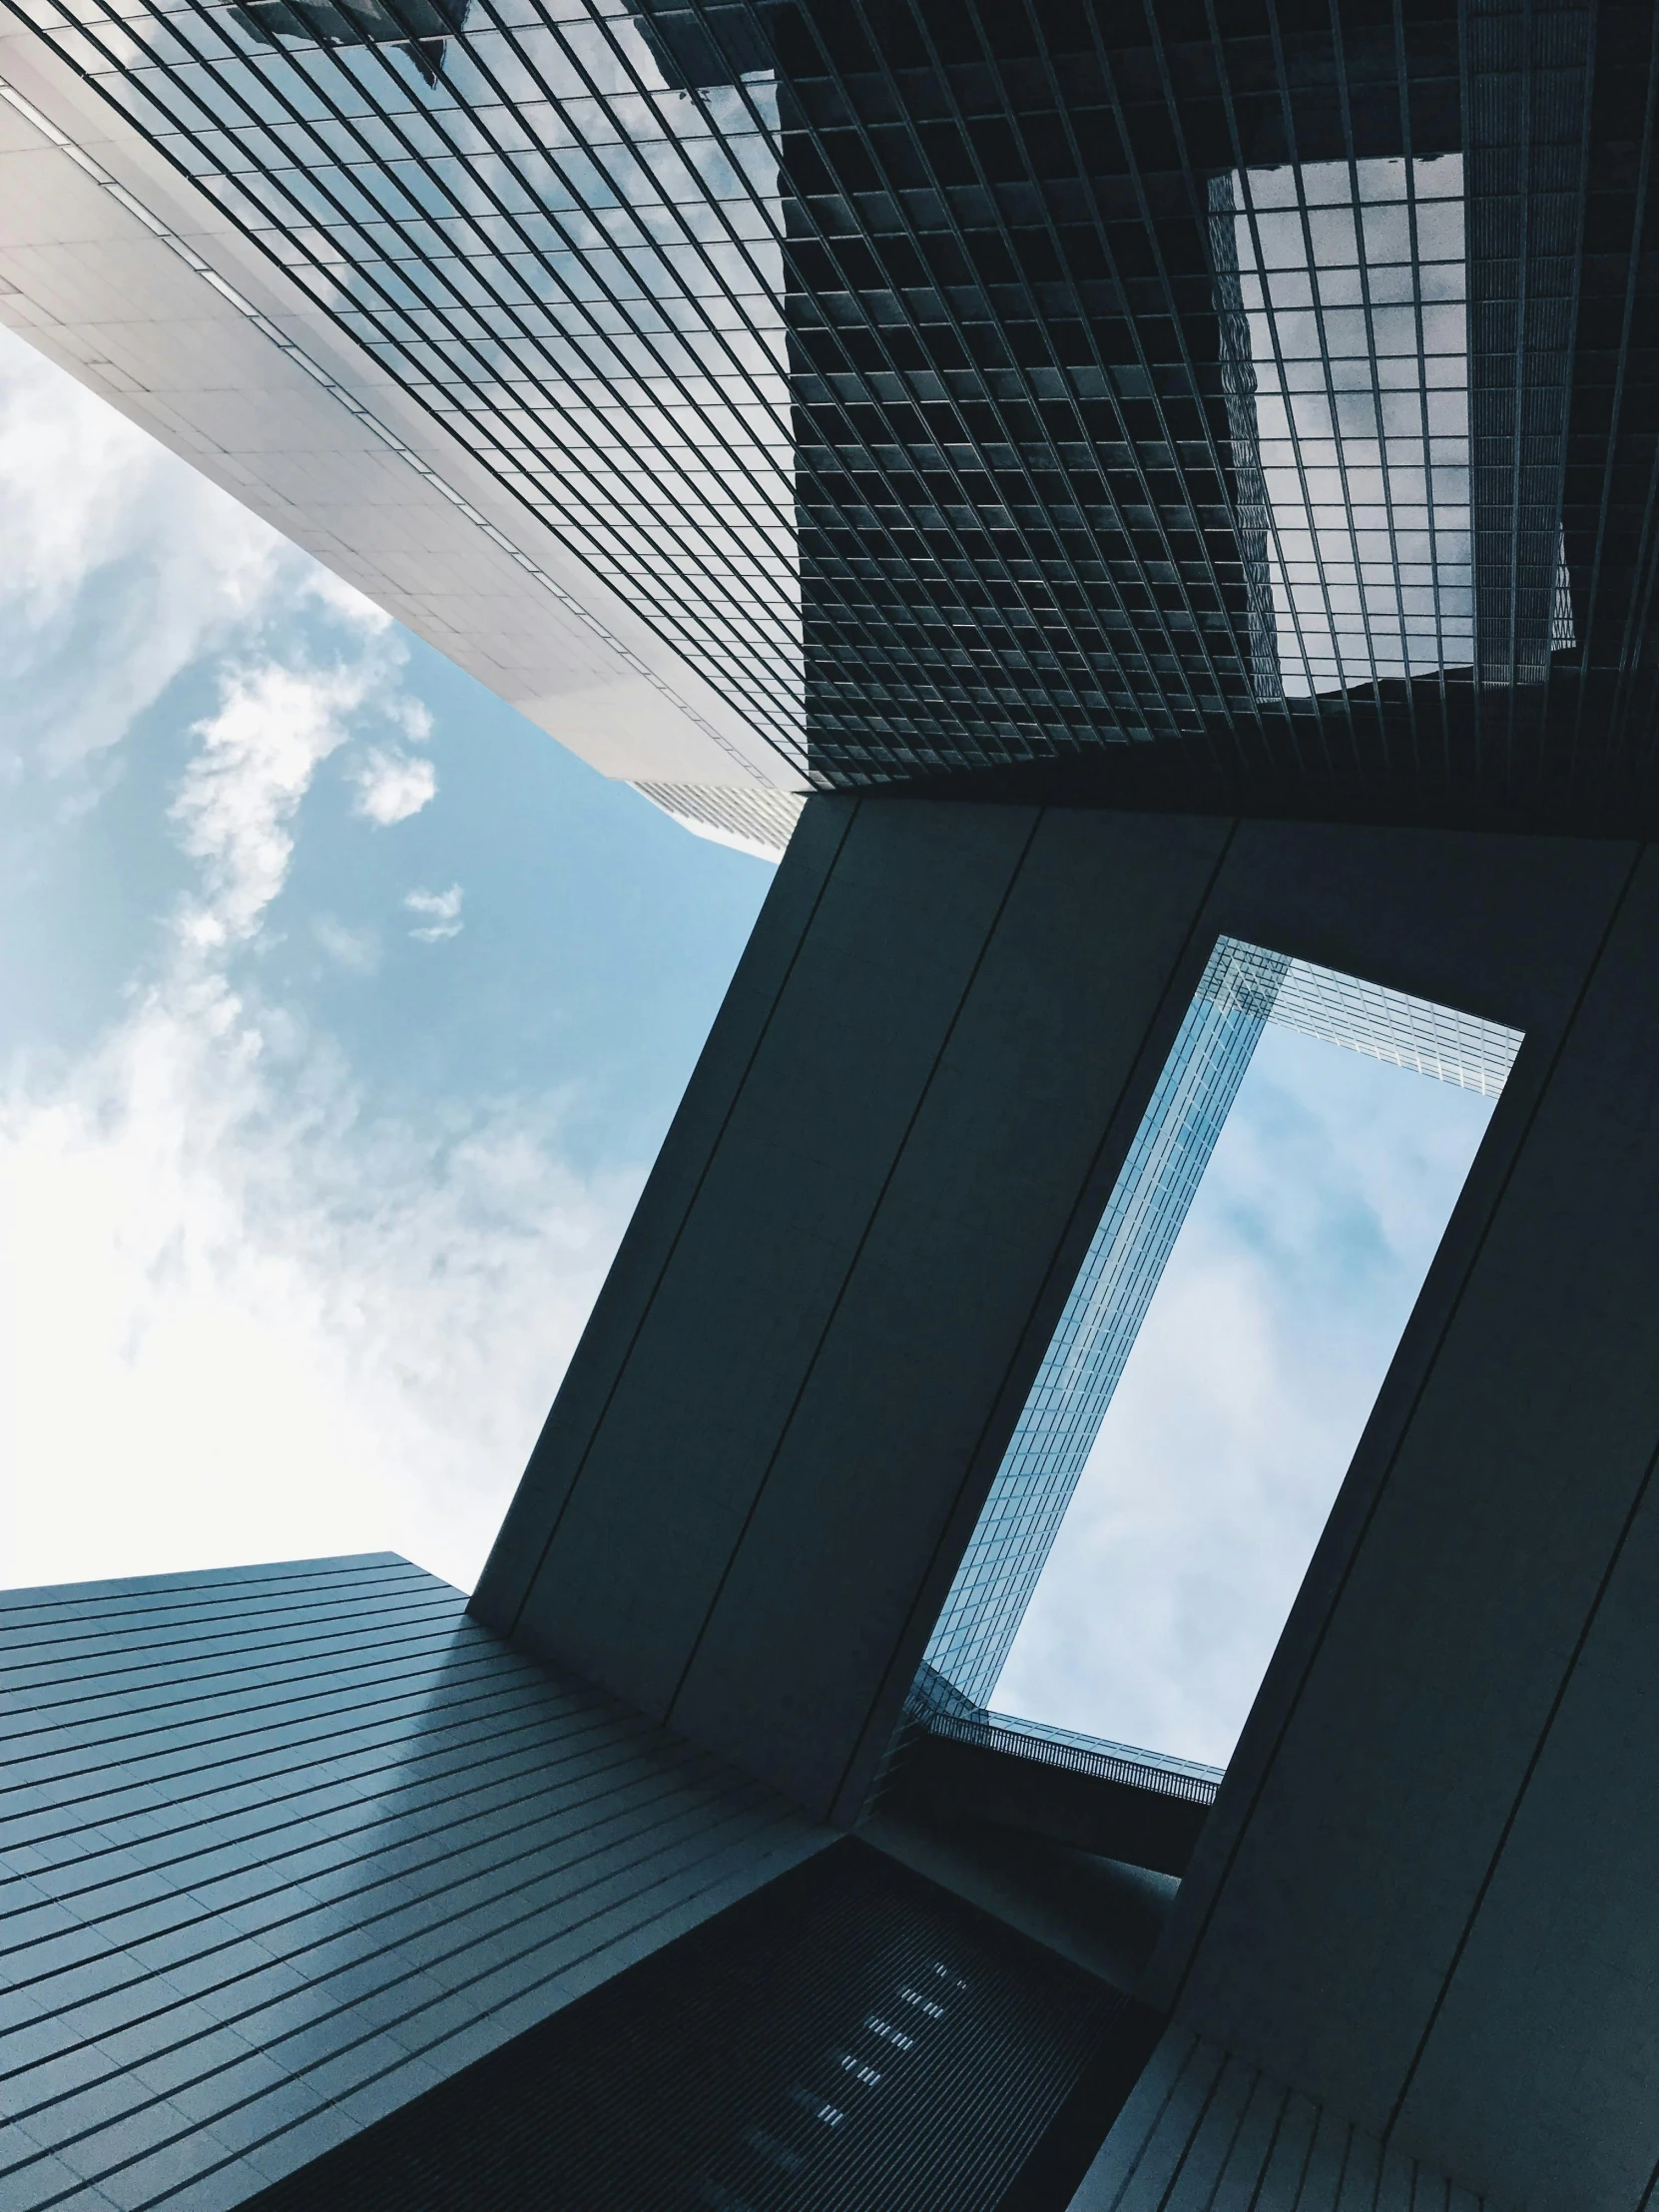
[918, 939, 1522, 1720]
[32, 0, 808, 771]
[5, 1, 1618, 803]
[921, 937, 1285, 1712]
[1214, 154, 1474, 701]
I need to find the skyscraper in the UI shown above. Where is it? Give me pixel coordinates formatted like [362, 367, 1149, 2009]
[5, 5, 1659, 2207]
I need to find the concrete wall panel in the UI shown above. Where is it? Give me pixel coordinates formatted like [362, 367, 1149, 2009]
[1159, 847, 1659, 2192]
[471, 798, 855, 1633]
[666, 806, 1236, 1817]
[1394, 1454, 1659, 2206]
[1382, 857, 1659, 2207]
[496, 801, 1040, 1723]
[480, 798, 1659, 2198]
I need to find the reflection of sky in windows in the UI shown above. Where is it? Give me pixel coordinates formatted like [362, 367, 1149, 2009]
[51, 0, 804, 763]
[920, 934, 1522, 1731]
[1216, 155, 1473, 700]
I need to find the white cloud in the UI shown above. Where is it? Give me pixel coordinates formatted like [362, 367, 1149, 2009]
[0, 982, 634, 1593]
[992, 1027, 1496, 1770]
[300, 565, 394, 634]
[0, 624, 625, 1593]
[0, 340, 639, 1598]
[405, 883, 464, 941]
[172, 657, 391, 948]
[349, 745, 437, 826]
[0, 324, 293, 780]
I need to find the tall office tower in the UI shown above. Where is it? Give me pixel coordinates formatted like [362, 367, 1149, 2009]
[8, 4, 1659, 2208]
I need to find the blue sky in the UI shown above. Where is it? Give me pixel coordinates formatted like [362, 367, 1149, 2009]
[0, 321, 773, 1600]
[0, 318, 1499, 1771]
[995, 1023, 1494, 1768]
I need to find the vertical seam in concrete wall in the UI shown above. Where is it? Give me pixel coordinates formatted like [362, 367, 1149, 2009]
[1079, 2028, 1203, 2210]
[1332, 2120, 1363, 2205]
[1256, 2086, 1302, 2208]
[663, 809, 1049, 1735]
[1277, 2087, 1322, 2210]
[1161, 837, 1648, 2024]
[501, 800, 861, 1641]
[1387, 1283, 1659, 2133]
[1388, 1415, 1659, 2150]
[830, 817, 1243, 1824]
[1143, 2068, 1230, 2211]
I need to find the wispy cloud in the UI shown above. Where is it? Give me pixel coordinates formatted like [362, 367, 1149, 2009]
[0, 324, 293, 784]
[172, 655, 391, 951]
[312, 914, 381, 975]
[1, 618, 627, 1586]
[0, 986, 633, 1592]
[349, 746, 437, 827]
[405, 884, 464, 942]
[993, 1026, 1494, 1768]
[0, 339, 636, 1596]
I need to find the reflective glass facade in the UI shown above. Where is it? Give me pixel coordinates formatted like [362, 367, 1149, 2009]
[0, 9, 1651, 2196]
[1217, 153, 1475, 698]
[920, 938, 1522, 1715]
[922, 935, 1282, 1710]
[1268, 950, 1521, 1094]
[24, 0, 809, 778]
[10, 0, 1656, 824]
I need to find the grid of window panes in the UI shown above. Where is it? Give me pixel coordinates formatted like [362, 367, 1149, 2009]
[19, 0, 810, 778]
[1219, 154, 1473, 699]
[921, 936, 1282, 1710]
[7, 0, 1263, 780]
[1270, 954, 1523, 1096]
[0, 0, 1437, 790]
[14, 0, 1656, 812]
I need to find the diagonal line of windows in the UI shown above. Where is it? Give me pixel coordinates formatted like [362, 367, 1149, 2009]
[695, 34, 1103, 761]
[1262, 2, 1371, 786]
[1204, 0, 1357, 789]
[888, 0, 1203, 748]
[1568, 14, 1659, 782]
[1024, 0, 1265, 787]
[2, 0, 1576, 803]
[1333, 11, 1429, 793]
[1223, 143, 1472, 722]
[672, 0, 1271, 767]
[42, 0, 814, 763]
[1129, 0, 1301, 790]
